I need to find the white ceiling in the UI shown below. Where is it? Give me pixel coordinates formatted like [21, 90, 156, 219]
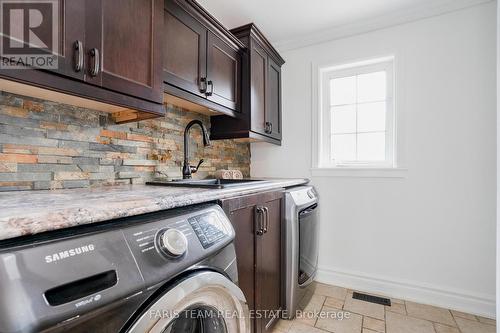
[197, 0, 491, 50]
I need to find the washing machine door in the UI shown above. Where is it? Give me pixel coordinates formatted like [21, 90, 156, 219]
[125, 271, 250, 333]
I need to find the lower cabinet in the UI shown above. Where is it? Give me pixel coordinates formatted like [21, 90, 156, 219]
[219, 190, 283, 333]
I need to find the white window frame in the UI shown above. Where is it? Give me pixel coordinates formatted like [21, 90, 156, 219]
[316, 57, 396, 169]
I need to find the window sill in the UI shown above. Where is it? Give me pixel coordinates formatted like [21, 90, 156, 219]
[311, 167, 408, 178]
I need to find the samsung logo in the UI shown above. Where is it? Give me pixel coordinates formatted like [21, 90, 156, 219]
[45, 244, 95, 263]
[75, 294, 102, 308]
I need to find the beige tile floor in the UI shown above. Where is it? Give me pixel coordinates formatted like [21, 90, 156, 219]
[272, 282, 496, 333]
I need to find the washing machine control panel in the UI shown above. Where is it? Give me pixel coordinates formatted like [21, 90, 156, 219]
[156, 228, 188, 257]
[188, 211, 231, 249]
[121, 204, 235, 285]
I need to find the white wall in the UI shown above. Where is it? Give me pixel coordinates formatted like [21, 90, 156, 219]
[251, 3, 497, 317]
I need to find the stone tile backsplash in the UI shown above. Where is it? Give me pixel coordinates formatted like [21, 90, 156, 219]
[0, 91, 250, 191]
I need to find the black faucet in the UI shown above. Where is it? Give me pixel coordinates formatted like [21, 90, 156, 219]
[182, 120, 211, 179]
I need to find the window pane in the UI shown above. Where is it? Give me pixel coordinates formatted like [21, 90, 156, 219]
[331, 105, 356, 134]
[330, 76, 356, 105]
[357, 132, 385, 161]
[357, 71, 386, 103]
[332, 134, 356, 161]
[357, 102, 386, 132]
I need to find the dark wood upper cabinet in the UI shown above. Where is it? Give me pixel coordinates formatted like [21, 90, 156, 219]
[206, 32, 240, 111]
[163, 0, 242, 116]
[220, 190, 284, 333]
[51, 0, 86, 81]
[266, 57, 282, 140]
[210, 23, 285, 145]
[85, 0, 163, 104]
[0, 0, 281, 128]
[250, 42, 267, 136]
[0, 0, 164, 123]
[164, 3, 207, 98]
[0, 0, 85, 81]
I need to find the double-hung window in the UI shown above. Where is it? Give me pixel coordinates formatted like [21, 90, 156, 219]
[319, 57, 395, 168]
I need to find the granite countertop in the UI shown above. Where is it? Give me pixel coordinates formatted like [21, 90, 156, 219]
[0, 178, 308, 241]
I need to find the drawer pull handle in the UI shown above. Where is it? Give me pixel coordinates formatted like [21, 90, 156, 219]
[263, 206, 269, 233]
[255, 206, 265, 236]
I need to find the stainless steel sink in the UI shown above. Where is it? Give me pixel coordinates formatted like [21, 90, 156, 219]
[146, 178, 269, 189]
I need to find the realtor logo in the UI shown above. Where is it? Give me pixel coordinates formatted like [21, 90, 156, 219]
[0, 0, 58, 69]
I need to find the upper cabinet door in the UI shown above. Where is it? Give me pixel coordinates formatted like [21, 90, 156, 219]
[164, 2, 207, 98]
[54, 0, 86, 80]
[0, 0, 85, 80]
[250, 41, 268, 136]
[206, 32, 240, 112]
[85, 0, 163, 104]
[265, 57, 282, 140]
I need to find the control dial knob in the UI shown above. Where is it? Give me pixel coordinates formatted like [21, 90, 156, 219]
[157, 228, 188, 257]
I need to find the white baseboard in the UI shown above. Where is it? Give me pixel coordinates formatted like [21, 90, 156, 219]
[316, 266, 496, 319]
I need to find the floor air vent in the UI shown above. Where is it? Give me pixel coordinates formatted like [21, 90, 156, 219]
[352, 292, 391, 306]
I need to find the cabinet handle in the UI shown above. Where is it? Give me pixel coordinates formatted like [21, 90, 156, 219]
[255, 206, 265, 236]
[265, 122, 273, 134]
[206, 80, 213, 96]
[89, 48, 100, 77]
[199, 77, 207, 93]
[263, 206, 269, 233]
[73, 40, 83, 72]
